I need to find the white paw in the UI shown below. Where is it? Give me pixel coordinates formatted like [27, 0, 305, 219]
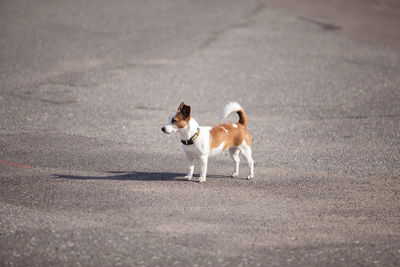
[232, 172, 239, 178]
[198, 177, 206, 183]
[184, 175, 193, 181]
[246, 175, 254, 180]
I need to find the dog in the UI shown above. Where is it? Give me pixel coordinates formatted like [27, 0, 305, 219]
[161, 102, 254, 183]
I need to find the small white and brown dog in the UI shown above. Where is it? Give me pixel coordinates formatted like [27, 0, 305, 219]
[162, 102, 254, 183]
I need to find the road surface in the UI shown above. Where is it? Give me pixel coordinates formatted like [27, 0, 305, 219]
[1, 0, 399, 266]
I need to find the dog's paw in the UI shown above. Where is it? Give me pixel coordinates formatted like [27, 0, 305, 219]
[231, 172, 239, 178]
[246, 175, 254, 180]
[198, 177, 206, 183]
[184, 175, 192, 181]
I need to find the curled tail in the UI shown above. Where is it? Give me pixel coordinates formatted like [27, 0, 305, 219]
[220, 102, 247, 126]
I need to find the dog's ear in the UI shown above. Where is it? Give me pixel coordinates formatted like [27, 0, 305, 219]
[178, 102, 185, 111]
[181, 104, 191, 119]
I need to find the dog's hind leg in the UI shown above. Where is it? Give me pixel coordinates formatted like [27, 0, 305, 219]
[239, 142, 254, 179]
[229, 147, 240, 178]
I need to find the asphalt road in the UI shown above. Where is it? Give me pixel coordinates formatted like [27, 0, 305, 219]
[1, 0, 399, 266]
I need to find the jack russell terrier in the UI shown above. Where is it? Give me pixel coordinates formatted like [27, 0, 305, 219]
[162, 102, 254, 183]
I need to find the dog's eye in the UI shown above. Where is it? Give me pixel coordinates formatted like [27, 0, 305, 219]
[171, 119, 177, 123]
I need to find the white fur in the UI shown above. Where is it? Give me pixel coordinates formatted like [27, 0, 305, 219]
[219, 102, 243, 121]
[220, 126, 228, 133]
[163, 103, 254, 183]
[209, 142, 225, 157]
[163, 113, 178, 134]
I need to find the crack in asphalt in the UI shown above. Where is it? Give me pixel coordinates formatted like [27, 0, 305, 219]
[189, 2, 266, 55]
[6, 86, 78, 106]
[297, 16, 341, 31]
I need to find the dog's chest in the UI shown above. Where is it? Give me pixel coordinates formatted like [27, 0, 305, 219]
[183, 144, 201, 158]
[182, 127, 210, 158]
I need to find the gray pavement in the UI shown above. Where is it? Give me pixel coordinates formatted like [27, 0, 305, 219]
[1, 0, 399, 266]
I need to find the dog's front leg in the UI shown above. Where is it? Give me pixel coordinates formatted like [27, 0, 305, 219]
[199, 155, 208, 183]
[184, 153, 194, 181]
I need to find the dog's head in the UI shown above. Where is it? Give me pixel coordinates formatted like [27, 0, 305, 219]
[161, 102, 191, 134]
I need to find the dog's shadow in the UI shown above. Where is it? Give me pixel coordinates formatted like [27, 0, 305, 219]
[53, 171, 184, 181]
[53, 171, 232, 182]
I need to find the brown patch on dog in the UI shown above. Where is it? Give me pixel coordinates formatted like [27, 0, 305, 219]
[237, 109, 247, 126]
[171, 112, 189, 128]
[177, 102, 184, 112]
[209, 123, 251, 151]
[172, 102, 191, 129]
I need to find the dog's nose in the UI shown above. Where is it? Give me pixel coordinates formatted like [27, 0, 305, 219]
[161, 127, 166, 133]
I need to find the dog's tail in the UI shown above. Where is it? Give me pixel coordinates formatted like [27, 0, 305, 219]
[220, 102, 247, 126]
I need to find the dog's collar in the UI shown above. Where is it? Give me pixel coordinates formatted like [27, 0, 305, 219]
[181, 128, 200, 145]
